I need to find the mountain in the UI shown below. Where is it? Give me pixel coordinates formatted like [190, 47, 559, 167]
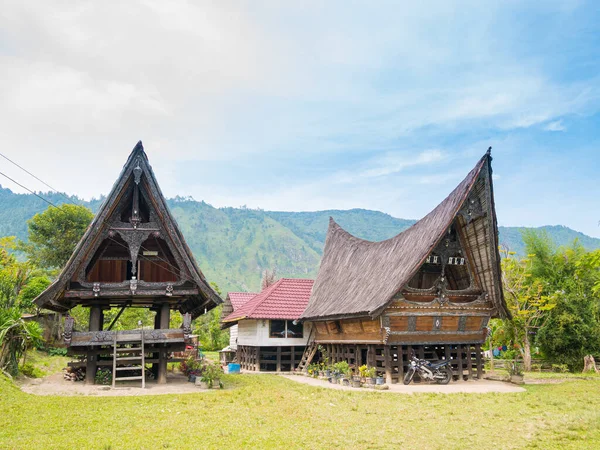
[2, 185, 599, 294]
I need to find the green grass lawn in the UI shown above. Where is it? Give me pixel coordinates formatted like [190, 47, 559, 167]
[2, 374, 600, 449]
[21, 350, 71, 377]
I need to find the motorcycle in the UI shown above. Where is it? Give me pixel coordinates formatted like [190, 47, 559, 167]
[403, 355, 453, 385]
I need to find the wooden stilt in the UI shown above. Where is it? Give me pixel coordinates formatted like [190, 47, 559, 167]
[457, 344, 463, 382]
[466, 345, 473, 380]
[86, 306, 102, 385]
[276, 347, 281, 372]
[384, 345, 392, 384]
[476, 344, 483, 379]
[157, 303, 170, 384]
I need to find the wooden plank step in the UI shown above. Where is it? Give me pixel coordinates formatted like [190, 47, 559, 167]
[116, 347, 142, 352]
[115, 366, 143, 371]
[116, 356, 142, 361]
[114, 376, 143, 381]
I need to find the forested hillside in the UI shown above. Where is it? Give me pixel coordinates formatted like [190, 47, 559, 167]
[2, 185, 599, 293]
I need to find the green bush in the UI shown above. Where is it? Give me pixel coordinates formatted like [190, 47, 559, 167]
[551, 363, 569, 373]
[19, 363, 45, 378]
[48, 348, 68, 357]
[94, 368, 112, 385]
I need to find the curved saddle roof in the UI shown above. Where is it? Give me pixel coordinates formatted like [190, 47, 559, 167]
[301, 150, 508, 321]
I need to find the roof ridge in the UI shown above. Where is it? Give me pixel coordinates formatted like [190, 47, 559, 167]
[325, 151, 490, 247]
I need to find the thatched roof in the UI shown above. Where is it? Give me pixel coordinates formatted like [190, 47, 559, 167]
[301, 150, 508, 321]
[34, 141, 222, 318]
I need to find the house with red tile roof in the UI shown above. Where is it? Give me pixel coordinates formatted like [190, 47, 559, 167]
[222, 278, 314, 372]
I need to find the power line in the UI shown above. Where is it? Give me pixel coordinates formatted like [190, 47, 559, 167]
[0, 151, 73, 203]
[0, 165, 184, 279]
[0, 170, 58, 208]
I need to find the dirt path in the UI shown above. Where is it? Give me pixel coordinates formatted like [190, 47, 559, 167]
[282, 374, 526, 394]
[19, 372, 217, 397]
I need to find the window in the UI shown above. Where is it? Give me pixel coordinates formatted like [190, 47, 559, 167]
[286, 321, 303, 338]
[269, 320, 303, 339]
[269, 320, 286, 338]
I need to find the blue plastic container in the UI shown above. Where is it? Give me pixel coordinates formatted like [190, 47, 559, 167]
[228, 363, 241, 374]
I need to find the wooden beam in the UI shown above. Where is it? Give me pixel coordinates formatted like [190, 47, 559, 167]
[106, 305, 127, 331]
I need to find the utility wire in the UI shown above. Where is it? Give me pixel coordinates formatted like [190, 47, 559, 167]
[0, 170, 58, 208]
[0, 151, 74, 203]
[0, 154, 183, 276]
[0, 169, 184, 280]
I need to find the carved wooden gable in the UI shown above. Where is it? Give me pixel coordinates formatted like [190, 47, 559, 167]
[35, 141, 221, 316]
[396, 166, 498, 311]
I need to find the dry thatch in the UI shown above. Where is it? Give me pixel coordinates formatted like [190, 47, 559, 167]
[301, 150, 508, 321]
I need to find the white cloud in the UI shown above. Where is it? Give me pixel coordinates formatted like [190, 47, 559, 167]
[543, 120, 566, 132]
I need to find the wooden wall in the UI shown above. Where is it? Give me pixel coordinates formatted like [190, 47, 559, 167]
[313, 318, 383, 344]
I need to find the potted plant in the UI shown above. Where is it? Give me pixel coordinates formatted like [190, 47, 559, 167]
[307, 363, 319, 378]
[508, 359, 524, 384]
[208, 362, 224, 388]
[375, 375, 385, 385]
[365, 367, 377, 385]
[351, 368, 362, 388]
[333, 361, 350, 385]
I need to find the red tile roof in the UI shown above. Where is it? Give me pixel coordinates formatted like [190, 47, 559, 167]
[227, 292, 257, 311]
[222, 278, 314, 323]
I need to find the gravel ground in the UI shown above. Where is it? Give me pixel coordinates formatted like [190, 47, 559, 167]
[281, 374, 526, 394]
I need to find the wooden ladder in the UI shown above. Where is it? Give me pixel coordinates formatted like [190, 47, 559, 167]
[297, 328, 317, 372]
[112, 331, 145, 388]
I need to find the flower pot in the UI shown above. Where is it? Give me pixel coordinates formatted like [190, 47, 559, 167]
[328, 376, 336, 384]
[188, 375, 196, 383]
[341, 378, 350, 386]
[325, 370, 331, 377]
[213, 378, 221, 388]
[351, 379, 361, 388]
[375, 377, 385, 385]
[318, 371, 325, 377]
[366, 377, 376, 385]
[196, 379, 209, 389]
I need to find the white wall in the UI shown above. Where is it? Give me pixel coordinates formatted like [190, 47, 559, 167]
[229, 324, 238, 349]
[237, 319, 311, 347]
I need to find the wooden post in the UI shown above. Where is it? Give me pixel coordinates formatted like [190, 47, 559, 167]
[457, 344, 463, 382]
[291, 346, 295, 370]
[476, 344, 483, 379]
[256, 347, 261, 371]
[86, 306, 102, 385]
[157, 303, 170, 384]
[398, 345, 404, 379]
[466, 345, 473, 380]
[384, 345, 392, 385]
[276, 347, 281, 372]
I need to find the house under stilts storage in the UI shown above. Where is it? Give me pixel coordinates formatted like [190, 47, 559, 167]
[299, 149, 510, 383]
[221, 278, 314, 372]
[34, 141, 221, 385]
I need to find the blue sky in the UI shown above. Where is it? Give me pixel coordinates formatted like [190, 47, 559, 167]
[0, 1, 599, 237]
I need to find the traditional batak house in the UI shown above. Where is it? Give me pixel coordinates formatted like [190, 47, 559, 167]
[221, 278, 314, 372]
[34, 142, 221, 386]
[300, 149, 509, 383]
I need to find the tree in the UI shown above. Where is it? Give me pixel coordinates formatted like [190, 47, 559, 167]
[521, 234, 600, 371]
[20, 204, 93, 270]
[194, 282, 229, 351]
[0, 237, 44, 375]
[500, 246, 556, 371]
[261, 268, 277, 291]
